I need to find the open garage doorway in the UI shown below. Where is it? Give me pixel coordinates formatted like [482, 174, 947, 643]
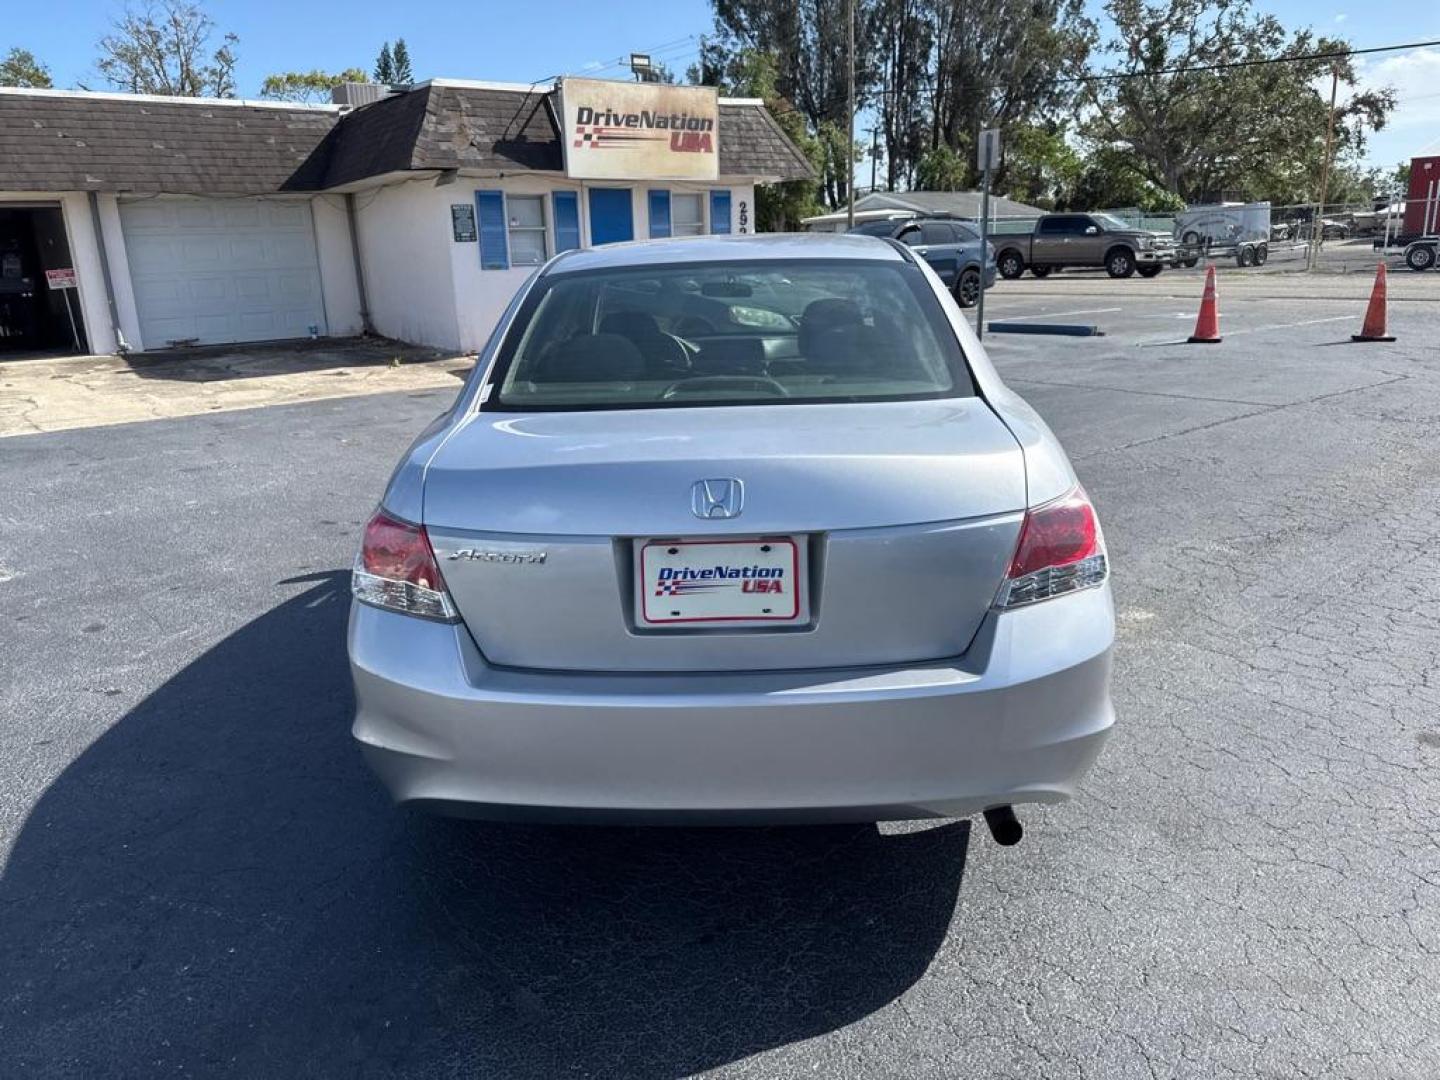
[0, 205, 88, 358]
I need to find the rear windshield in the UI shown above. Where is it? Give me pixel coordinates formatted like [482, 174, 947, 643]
[485, 258, 973, 411]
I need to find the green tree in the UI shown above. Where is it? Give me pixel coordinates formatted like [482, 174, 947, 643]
[0, 47, 52, 88]
[1003, 123, 1084, 207]
[1080, 0, 1394, 203]
[95, 1, 238, 97]
[374, 42, 394, 84]
[700, 0, 1091, 202]
[914, 144, 967, 190]
[1065, 147, 1184, 210]
[700, 49, 824, 230]
[391, 39, 413, 83]
[869, 0, 933, 189]
[923, 0, 1094, 192]
[699, 0, 877, 208]
[260, 67, 368, 103]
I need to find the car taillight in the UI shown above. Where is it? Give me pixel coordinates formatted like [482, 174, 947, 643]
[351, 509, 458, 621]
[993, 487, 1108, 610]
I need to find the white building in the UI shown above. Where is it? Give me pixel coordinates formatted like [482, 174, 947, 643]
[0, 77, 811, 358]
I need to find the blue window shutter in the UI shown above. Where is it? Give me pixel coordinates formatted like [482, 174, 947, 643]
[710, 190, 732, 234]
[588, 188, 635, 246]
[648, 190, 672, 239]
[476, 190, 509, 269]
[552, 191, 580, 252]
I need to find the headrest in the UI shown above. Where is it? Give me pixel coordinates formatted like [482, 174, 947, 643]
[799, 298, 865, 357]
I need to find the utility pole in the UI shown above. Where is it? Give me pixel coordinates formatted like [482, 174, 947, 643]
[846, 0, 856, 228]
[869, 126, 881, 193]
[1311, 64, 1340, 271]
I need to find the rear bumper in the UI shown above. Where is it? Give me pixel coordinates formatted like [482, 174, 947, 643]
[349, 586, 1115, 824]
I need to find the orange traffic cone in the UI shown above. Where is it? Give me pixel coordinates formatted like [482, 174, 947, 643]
[1352, 262, 1396, 342]
[1188, 264, 1221, 343]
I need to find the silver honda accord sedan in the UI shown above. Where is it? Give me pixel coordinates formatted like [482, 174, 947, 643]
[348, 233, 1113, 836]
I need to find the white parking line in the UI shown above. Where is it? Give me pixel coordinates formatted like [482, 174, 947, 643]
[1138, 313, 1357, 346]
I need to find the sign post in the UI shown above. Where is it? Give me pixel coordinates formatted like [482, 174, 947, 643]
[976, 128, 1001, 341]
[44, 268, 82, 353]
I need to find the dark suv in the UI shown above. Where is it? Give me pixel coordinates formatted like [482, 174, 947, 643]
[848, 217, 998, 307]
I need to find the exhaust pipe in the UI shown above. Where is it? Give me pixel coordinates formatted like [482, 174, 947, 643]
[982, 805, 1023, 846]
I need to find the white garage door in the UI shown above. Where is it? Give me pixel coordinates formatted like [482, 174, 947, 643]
[120, 198, 326, 348]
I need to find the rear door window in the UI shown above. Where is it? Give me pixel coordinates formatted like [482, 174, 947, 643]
[921, 223, 954, 245]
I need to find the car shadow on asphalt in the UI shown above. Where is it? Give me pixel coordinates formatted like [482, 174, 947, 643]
[0, 571, 969, 1079]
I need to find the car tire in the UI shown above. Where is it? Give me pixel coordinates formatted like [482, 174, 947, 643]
[955, 268, 982, 308]
[1030, 265, 1052, 278]
[1406, 244, 1436, 272]
[1106, 248, 1136, 279]
[1137, 264, 1163, 278]
[997, 251, 1025, 279]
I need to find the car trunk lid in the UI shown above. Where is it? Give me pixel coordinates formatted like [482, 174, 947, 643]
[423, 400, 1025, 672]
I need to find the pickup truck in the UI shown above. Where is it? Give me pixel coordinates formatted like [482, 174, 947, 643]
[994, 212, 1176, 280]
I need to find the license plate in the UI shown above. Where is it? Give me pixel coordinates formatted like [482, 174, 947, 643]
[638, 538, 805, 626]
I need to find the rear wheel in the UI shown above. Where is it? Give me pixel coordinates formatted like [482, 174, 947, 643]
[1137, 264, 1163, 278]
[1106, 248, 1136, 279]
[1238, 245, 1256, 268]
[1030, 265, 1052, 278]
[955, 268, 982, 308]
[1256, 243, 1269, 266]
[1406, 243, 1436, 272]
[997, 250, 1025, 279]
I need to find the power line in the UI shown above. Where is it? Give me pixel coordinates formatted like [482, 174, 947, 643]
[574, 34, 700, 78]
[1058, 36, 1440, 84]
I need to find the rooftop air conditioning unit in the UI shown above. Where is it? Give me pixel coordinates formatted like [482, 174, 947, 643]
[331, 83, 391, 108]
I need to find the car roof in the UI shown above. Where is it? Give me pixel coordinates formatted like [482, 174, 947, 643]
[546, 232, 906, 275]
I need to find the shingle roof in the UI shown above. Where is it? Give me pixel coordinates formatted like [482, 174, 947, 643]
[0, 90, 335, 194]
[718, 102, 813, 181]
[0, 84, 814, 195]
[855, 190, 1045, 220]
[324, 84, 564, 187]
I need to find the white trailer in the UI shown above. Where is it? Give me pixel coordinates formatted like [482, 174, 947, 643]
[1173, 202, 1273, 267]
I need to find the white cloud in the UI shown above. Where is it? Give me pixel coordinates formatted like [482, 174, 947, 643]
[1344, 47, 1440, 165]
[1333, 13, 1348, 23]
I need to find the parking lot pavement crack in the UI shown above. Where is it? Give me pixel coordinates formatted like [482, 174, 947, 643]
[1077, 374, 1411, 459]
[1007, 376, 1274, 407]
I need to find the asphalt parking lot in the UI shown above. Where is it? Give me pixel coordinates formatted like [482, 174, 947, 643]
[2, 270, 1439, 1078]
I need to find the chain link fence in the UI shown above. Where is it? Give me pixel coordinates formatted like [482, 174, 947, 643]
[1097, 195, 1439, 273]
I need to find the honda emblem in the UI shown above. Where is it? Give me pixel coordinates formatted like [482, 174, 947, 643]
[691, 478, 744, 520]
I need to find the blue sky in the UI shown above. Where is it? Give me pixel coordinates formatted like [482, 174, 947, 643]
[5, 0, 1437, 167]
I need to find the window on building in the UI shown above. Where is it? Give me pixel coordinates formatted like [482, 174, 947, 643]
[507, 195, 547, 266]
[671, 193, 705, 236]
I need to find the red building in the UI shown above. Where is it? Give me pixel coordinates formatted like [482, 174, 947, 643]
[1402, 155, 1440, 241]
